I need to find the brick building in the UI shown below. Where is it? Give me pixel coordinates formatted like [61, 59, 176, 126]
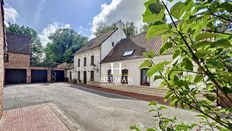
[0, 0, 4, 124]
[4, 32, 64, 84]
[4, 32, 31, 84]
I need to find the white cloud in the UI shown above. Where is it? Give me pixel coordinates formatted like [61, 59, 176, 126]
[77, 26, 90, 36]
[79, 26, 83, 30]
[91, 0, 146, 37]
[39, 22, 71, 46]
[4, 6, 20, 26]
[34, 0, 47, 25]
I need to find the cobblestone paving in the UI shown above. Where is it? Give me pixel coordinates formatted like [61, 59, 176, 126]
[2, 104, 69, 131]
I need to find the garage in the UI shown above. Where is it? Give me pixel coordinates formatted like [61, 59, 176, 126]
[31, 70, 48, 83]
[5, 69, 27, 84]
[52, 70, 65, 82]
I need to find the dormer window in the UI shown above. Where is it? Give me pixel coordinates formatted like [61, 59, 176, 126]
[112, 42, 115, 47]
[123, 50, 134, 56]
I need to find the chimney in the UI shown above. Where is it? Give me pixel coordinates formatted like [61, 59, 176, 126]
[116, 20, 123, 30]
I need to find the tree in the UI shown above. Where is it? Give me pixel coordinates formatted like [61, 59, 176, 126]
[6, 23, 43, 66]
[43, 28, 87, 67]
[132, 0, 232, 130]
[94, 22, 138, 37]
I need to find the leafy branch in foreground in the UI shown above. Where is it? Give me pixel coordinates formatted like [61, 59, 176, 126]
[134, 0, 232, 130]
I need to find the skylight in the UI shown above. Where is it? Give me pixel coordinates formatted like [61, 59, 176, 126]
[123, 50, 134, 56]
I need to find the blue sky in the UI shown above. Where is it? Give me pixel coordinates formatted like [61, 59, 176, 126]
[3, 0, 147, 45]
[4, 0, 112, 36]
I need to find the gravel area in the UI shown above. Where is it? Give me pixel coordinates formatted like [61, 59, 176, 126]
[4, 83, 199, 131]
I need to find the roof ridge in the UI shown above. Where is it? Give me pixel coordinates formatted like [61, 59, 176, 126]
[73, 28, 119, 55]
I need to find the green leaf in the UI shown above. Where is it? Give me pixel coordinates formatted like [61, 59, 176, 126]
[147, 61, 170, 77]
[223, 87, 232, 94]
[149, 101, 157, 106]
[212, 39, 232, 48]
[146, 24, 171, 40]
[130, 125, 140, 131]
[192, 41, 212, 49]
[204, 94, 216, 101]
[173, 50, 180, 59]
[228, 123, 232, 130]
[148, 109, 156, 113]
[194, 74, 203, 83]
[170, 2, 186, 20]
[143, 51, 155, 58]
[146, 128, 156, 131]
[181, 58, 193, 71]
[143, 3, 165, 23]
[158, 105, 167, 110]
[159, 42, 173, 55]
[170, 98, 179, 106]
[140, 60, 152, 68]
[154, 75, 162, 81]
[195, 32, 216, 41]
[220, 2, 232, 13]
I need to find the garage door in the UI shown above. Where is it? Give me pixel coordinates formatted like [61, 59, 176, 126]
[52, 70, 64, 82]
[31, 70, 48, 83]
[5, 69, 27, 84]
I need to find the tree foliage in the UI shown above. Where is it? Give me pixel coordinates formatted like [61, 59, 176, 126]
[6, 23, 43, 66]
[94, 22, 138, 37]
[135, 0, 232, 130]
[43, 28, 87, 67]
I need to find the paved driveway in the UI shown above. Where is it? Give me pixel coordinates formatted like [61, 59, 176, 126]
[4, 83, 199, 131]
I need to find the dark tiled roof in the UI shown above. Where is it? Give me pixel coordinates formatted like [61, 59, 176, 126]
[73, 28, 118, 55]
[6, 32, 31, 55]
[101, 32, 163, 63]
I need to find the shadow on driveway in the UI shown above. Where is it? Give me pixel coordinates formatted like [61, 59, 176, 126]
[69, 84, 134, 100]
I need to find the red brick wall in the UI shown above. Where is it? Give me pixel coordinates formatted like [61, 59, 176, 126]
[4, 52, 30, 69]
[0, 0, 4, 121]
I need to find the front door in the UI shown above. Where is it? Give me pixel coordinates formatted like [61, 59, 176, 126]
[83, 71, 87, 84]
[90, 71, 94, 81]
[121, 69, 128, 84]
[69, 72, 72, 82]
[141, 68, 150, 86]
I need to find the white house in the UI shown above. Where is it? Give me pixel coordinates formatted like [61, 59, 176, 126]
[72, 21, 127, 84]
[71, 21, 172, 88]
[100, 32, 172, 87]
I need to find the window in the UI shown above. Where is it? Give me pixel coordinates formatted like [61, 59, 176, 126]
[112, 42, 115, 47]
[78, 59, 80, 67]
[107, 70, 113, 83]
[90, 71, 94, 81]
[84, 57, 87, 66]
[121, 69, 128, 84]
[4, 53, 9, 63]
[123, 50, 134, 56]
[91, 55, 94, 65]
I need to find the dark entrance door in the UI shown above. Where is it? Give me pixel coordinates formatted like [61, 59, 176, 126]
[31, 70, 48, 83]
[141, 68, 150, 86]
[52, 70, 65, 82]
[5, 69, 27, 84]
[83, 71, 87, 84]
[121, 69, 128, 84]
[78, 71, 81, 82]
[69, 72, 72, 82]
[90, 71, 94, 81]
